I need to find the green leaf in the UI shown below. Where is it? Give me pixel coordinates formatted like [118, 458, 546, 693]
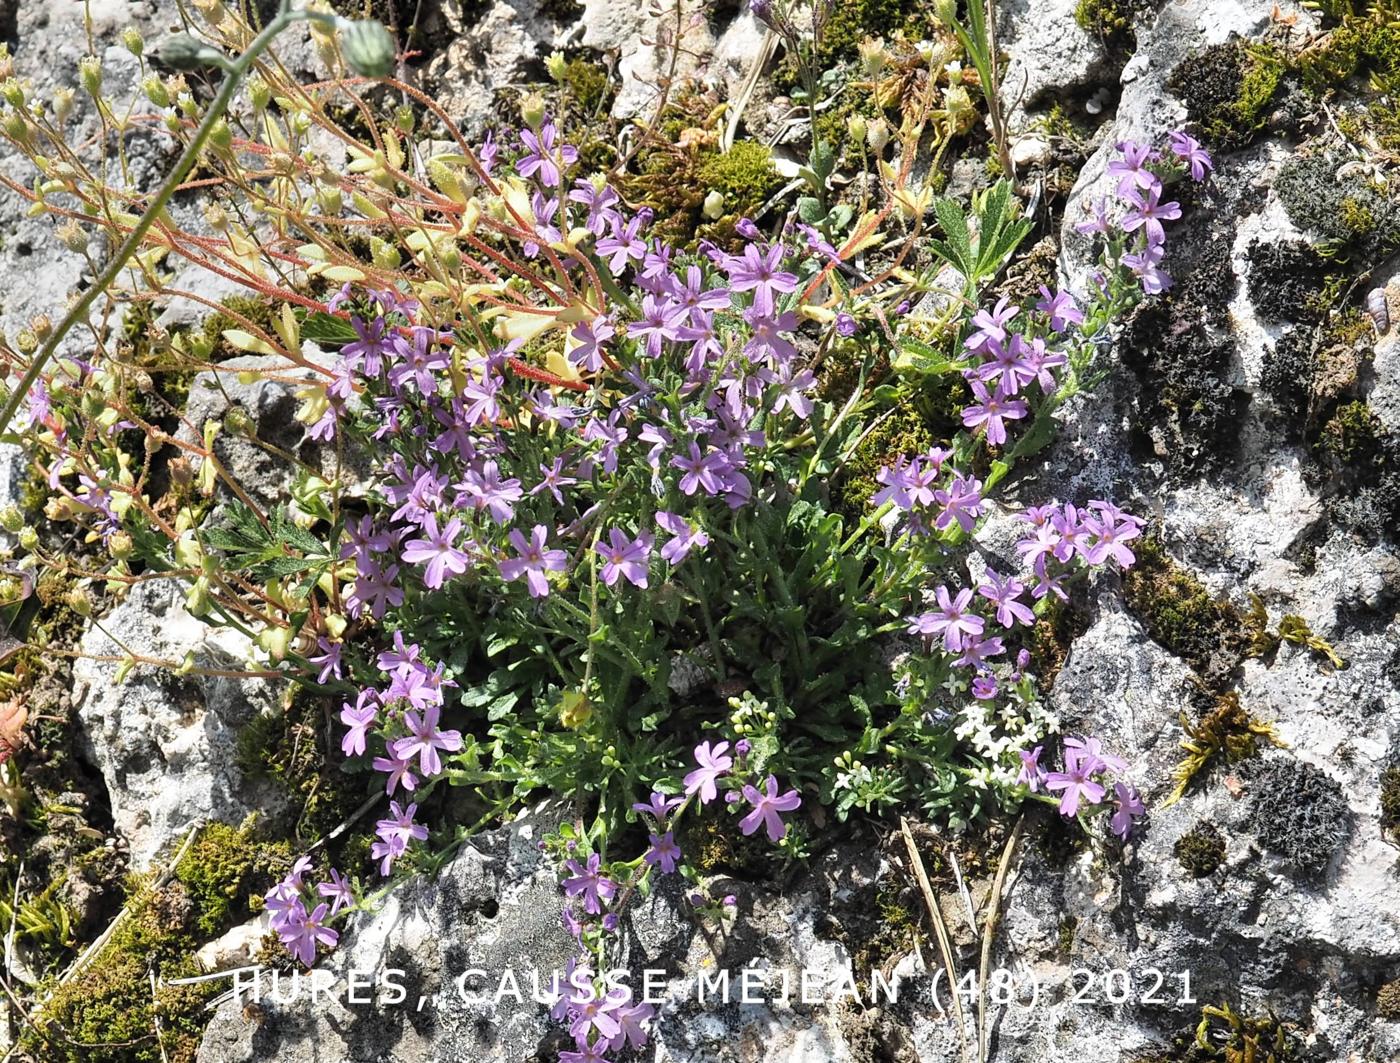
[299, 311, 361, 345]
[796, 196, 825, 225]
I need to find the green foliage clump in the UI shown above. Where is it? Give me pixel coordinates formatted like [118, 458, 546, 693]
[1169, 41, 1285, 145]
[625, 139, 783, 250]
[696, 142, 785, 225]
[1250, 757, 1352, 880]
[1191, 1002, 1298, 1063]
[814, 0, 938, 70]
[235, 691, 365, 844]
[196, 293, 284, 360]
[1163, 692, 1284, 806]
[23, 820, 288, 1063]
[1122, 537, 1248, 687]
[1297, 8, 1400, 93]
[1173, 820, 1227, 877]
[1074, 0, 1146, 49]
[560, 57, 613, 115]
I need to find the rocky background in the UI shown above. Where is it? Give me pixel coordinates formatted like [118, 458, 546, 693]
[1, 0, 1398, 1061]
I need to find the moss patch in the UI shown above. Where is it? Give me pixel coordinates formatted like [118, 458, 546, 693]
[1378, 977, 1400, 1019]
[1245, 240, 1337, 324]
[1275, 150, 1400, 258]
[22, 819, 291, 1063]
[1379, 760, 1400, 834]
[1174, 820, 1227, 877]
[1122, 537, 1248, 688]
[1170, 41, 1286, 146]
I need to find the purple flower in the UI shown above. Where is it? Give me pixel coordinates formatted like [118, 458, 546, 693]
[738, 775, 802, 842]
[656, 511, 710, 564]
[683, 740, 732, 804]
[670, 443, 728, 496]
[1121, 240, 1172, 294]
[934, 474, 985, 533]
[401, 515, 471, 589]
[953, 633, 1004, 669]
[632, 791, 682, 822]
[277, 901, 339, 967]
[559, 1039, 611, 1063]
[1075, 196, 1114, 236]
[562, 852, 618, 914]
[1110, 783, 1147, 839]
[372, 748, 419, 797]
[391, 705, 464, 777]
[1045, 761, 1107, 817]
[606, 1001, 654, 1053]
[724, 242, 798, 316]
[977, 569, 1034, 628]
[631, 294, 688, 358]
[644, 831, 681, 874]
[1017, 745, 1045, 792]
[961, 380, 1029, 446]
[317, 868, 354, 916]
[835, 312, 858, 337]
[1168, 130, 1213, 182]
[499, 524, 568, 598]
[597, 215, 646, 274]
[1106, 139, 1160, 197]
[595, 528, 652, 588]
[1121, 186, 1183, 246]
[516, 120, 578, 186]
[570, 315, 614, 372]
[964, 296, 1018, 355]
[1064, 734, 1128, 775]
[1035, 286, 1085, 333]
[1083, 503, 1143, 568]
[309, 638, 344, 683]
[339, 693, 378, 757]
[972, 675, 998, 699]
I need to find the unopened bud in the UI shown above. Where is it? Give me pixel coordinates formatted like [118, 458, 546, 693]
[338, 19, 397, 78]
[155, 34, 228, 73]
[546, 51, 568, 82]
[14, 328, 37, 355]
[247, 76, 271, 113]
[78, 56, 102, 98]
[702, 190, 725, 220]
[121, 28, 144, 58]
[142, 74, 170, 108]
[0, 506, 20, 534]
[203, 201, 229, 231]
[933, 0, 957, 25]
[0, 79, 23, 108]
[867, 117, 890, 153]
[208, 118, 232, 152]
[108, 530, 133, 559]
[66, 585, 93, 616]
[17, 527, 37, 551]
[846, 114, 868, 145]
[520, 92, 546, 131]
[394, 104, 414, 133]
[185, 576, 210, 616]
[52, 87, 76, 123]
[57, 220, 87, 253]
[29, 314, 52, 341]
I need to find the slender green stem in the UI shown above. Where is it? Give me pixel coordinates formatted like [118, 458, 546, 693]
[0, 3, 311, 434]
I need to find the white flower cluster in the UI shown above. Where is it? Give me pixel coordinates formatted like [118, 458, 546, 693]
[954, 687, 1059, 790]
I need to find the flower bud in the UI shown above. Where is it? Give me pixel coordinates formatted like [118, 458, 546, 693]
[142, 74, 170, 108]
[29, 314, 52, 341]
[121, 28, 144, 57]
[846, 114, 868, 145]
[78, 56, 102, 98]
[858, 38, 888, 77]
[57, 220, 87, 254]
[208, 118, 233, 152]
[520, 92, 546, 131]
[174, 531, 203, 570]
[108, 530, 133, 559]
[52, 87, 76, 123]
[546, 51, 568, 82]
[0, 505, 21, 534]
[702, 190, 725, 220]
[338, 19, 397, 78]
[316, 183, 343, 216]
[394, 103, 414, 133]
[933, 0, 957, 25]
[66, 585, 93, 616]
[247, 77, 271, 113]
[17, 527, 37, 551]
[3, 110, 30, 143]
[202, 201, 229, 231]
[0, 79, 23, 108]
[867, 117, 890, 153]
[154, 34, 228, 72]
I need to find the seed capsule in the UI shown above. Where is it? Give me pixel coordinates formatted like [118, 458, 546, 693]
[1366, 287, 1389, 335]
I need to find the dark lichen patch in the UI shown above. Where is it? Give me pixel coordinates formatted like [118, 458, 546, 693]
[1245, 240, 1336, 324]
[1121, 214, 1247, 477]
[1169, 40, 1287, 146]
[1274, 150, 1400, 258]
[1249, 758, 1352, 881]
[1259, 309, 1367, 440]
[1122, 537, 1249, 688]
[1174, 820, 1227, 877]
[1380, 760, 1400, 834]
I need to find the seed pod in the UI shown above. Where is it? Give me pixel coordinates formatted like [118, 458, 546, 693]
[338, 19, 397, 79]
[154, 33, 228, 73]
[1366, 287, 1389, 335]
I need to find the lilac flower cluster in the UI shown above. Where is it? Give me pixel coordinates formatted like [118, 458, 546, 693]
[904, 500, 1142, 698]
[1076, 132, 1212, 296]
[264, 856, 353, 966]
[543, 740, 799, 1060]
[1018, 735, 1146, 839]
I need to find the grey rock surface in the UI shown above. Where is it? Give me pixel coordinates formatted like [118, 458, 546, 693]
[73, 578, 286, 869]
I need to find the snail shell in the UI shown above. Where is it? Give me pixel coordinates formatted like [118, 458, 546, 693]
[1366, 287, 1390, 336]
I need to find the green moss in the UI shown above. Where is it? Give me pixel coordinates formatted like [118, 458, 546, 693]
[1174, 820, 1227, 877]
[1380, 762, 1400, 833]
[1074, 0, 1142, 49]
[1298, 12, 1400, 93]
[1122, 537, 1248, 687]
[812, 0, 937, 71]
[831, 402, 936, 517]
[1165, 691, 1283, 805]
[1275, 151, 1400, 257]
[196, 294, 283, 360]
[1193, 1003, 1299, 1062]
[174, 817, 292, 936]
[22, 819, 290, 1063]
[235, 691, 364, 844]
[1170, 41, 1285, 145]
[695, 142, 785, 233]
[561, 57, 613, 115]
[1320, 400, 1384, 463]
[1056, 915, 1078, 954]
